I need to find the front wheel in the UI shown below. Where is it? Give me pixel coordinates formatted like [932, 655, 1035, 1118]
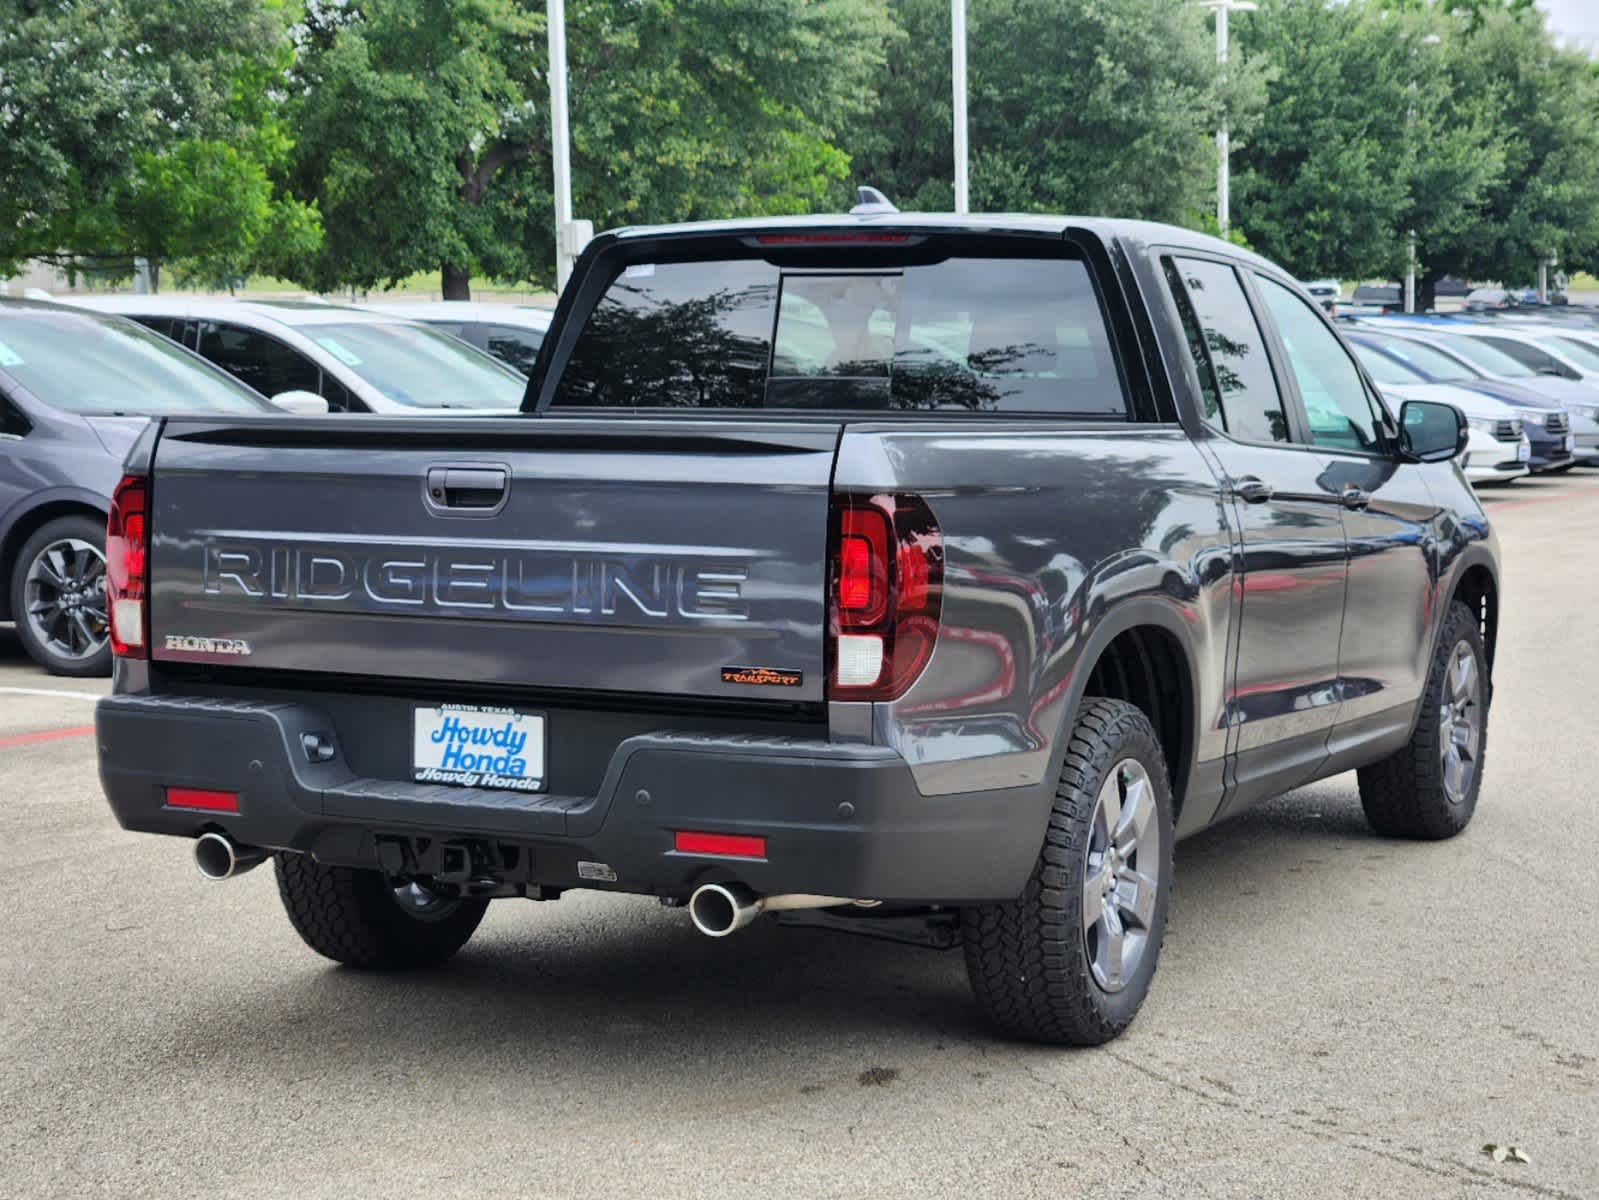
[963, 698, 1175, 1045]
[1357, 600, 1489, 839]
[273, 853, 488, 969]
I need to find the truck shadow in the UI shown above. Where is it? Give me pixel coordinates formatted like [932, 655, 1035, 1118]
[150, 782, 1385, 1087]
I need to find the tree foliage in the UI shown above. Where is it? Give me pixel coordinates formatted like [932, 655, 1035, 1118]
[0, 0, 317, 282]
[847, 0, 1267, 222]
[287, 0, 893, 297]
[1234, 0, 1599, 299]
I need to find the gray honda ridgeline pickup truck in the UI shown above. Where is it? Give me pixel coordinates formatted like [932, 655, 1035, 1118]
[95, 213, 1499, 1045]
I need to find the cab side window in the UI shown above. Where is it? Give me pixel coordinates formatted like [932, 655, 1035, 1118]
[1255, 276, 1386, 453]
[1164, 257, 1290, 443]
[196, 322, 321, 399]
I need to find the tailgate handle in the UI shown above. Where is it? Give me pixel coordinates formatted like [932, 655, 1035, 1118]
[427, 466, 509, 511]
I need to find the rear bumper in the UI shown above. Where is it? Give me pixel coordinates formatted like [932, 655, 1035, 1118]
[95, 693, 1048, 904]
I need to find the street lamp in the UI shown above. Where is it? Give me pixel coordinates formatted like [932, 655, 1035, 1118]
[953, 0, 969, 214]
[547, 0, 591, 292]
[1404, 33, 1443, 314]
[1199, 0, 1256, 237]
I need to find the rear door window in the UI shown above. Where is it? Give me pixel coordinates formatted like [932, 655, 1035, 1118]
[196, 322, 322, 398]
[1163, 257, 1290, 443]
[482, 324, 544, 375]
[552, 254, 1126, 415]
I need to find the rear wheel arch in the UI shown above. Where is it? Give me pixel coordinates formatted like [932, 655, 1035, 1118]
[1057, 602, 1200, 824]
[1449, 561, 1498, 674]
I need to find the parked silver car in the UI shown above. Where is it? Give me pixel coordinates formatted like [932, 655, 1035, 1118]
[359, 301, 552, 375]
[71, 298, 526, 414]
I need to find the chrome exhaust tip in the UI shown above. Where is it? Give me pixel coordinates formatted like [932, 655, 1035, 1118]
[193, 832, 267, 881]
[688, 882, 760, 938]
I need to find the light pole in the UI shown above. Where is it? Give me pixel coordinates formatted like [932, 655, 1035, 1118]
[548, 0, 591, 292]
[1200, 0, 1255, 237]
[952, 0, 969, 214]
[1403, 33, 1442, 314]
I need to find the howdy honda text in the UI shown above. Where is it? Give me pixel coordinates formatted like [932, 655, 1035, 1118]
[198, 537, 751, 622]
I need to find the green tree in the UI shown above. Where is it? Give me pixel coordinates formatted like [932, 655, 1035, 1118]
[0, 0, 312, 283]
[846, 0, 1266, 222]
[288, 0, 892, 298]
[1232, 1, 1503, 289]
[1422, 7, 1599, 298]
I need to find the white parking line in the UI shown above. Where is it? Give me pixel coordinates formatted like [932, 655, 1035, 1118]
[0, 686, 105, 702]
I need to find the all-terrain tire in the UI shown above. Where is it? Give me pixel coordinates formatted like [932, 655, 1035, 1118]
[1357, 599, 1489, 840]
[963, 698, 1175, 1045]
[273, 853, 488, 969]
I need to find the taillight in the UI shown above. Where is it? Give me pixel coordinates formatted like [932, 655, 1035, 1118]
[106, 473, 149, 658]
[828, 493, 943, 701]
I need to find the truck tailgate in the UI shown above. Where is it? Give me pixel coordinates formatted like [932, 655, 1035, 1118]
[147, 417, 840, 702]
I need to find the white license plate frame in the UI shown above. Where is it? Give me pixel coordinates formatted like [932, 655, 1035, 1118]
[412, 703, 546, 792]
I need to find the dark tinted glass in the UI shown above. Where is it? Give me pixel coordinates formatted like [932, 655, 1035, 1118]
[197, 322, 322, 397]
[482, 324, 544, 375]
[1475, 335, 1570, 377]
[0, 393, 30, 437]
[553, 255, 1126, 414]
[133, 316, 186, 343]
[1167, 257, 1289, 443]
[1257, 276, 1384, 452]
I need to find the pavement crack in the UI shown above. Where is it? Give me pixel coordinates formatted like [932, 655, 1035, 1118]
[1105, 1050, 1584, 1200]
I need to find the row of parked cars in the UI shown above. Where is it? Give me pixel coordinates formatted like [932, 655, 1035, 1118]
[0, 296, 550, 674]
[1336, 311, 1599, 484]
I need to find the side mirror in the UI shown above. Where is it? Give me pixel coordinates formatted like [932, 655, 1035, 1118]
[1398, 399, 1468, 463]
[270, 389, 330, 415]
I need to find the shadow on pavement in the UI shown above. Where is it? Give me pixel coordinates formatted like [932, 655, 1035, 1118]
[144, 785, 1384, 1081]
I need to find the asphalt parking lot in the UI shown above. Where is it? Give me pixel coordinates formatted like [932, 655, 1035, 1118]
[2, 474, 1596, 1200]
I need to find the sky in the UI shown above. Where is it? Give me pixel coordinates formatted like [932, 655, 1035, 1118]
[1538, 0, 1599, 51]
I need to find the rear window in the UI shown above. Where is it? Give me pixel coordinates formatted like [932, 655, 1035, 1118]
[552, 254, 1126, 415]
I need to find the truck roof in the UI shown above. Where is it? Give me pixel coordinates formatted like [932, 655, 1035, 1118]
[604, 212, 1282, 275]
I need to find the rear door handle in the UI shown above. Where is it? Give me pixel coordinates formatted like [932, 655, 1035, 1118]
[426, 465, 509, 512]
[1340, 486, 1371, 510]
[1230, 477, 1275, 504]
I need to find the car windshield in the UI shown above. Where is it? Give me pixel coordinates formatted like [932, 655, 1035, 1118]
[1369, 336, 1478, 382]
[1546, 336, 1599, 373]
[1351, 343, 1421, 386]
[305, 321, 525, 408]
[0, 308, 267, 415]
[1427, 332, 1536, 378]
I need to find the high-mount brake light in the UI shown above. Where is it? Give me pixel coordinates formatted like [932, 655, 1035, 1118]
[755, 233, 912, 246]
[828, 494, 943, 701]
[106, 474, 149, 658]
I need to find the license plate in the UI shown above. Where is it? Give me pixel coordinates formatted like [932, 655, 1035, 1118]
[412, 704, 546, 792]
[1566, 433, 1576, 452]
[1517, 441, 1530, 462]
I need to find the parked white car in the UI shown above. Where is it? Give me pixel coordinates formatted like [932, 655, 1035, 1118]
[359, 301, 552, 376]
[70, 297, 526, 414]
[1350, 340, 1528, 484]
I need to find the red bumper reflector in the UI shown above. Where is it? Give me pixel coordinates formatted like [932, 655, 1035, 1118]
[166, 787, 240, 813]
[674, 831, 767, 858]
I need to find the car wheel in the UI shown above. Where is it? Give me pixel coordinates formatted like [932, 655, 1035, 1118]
[9, 514, 112, 677]
[1357, 600, 1488, 839]
[962, 698, 1174, 1045]
[274, 852, 489, 970]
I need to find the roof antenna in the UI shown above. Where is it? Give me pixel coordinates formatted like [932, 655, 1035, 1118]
[850, 186, 899, 215]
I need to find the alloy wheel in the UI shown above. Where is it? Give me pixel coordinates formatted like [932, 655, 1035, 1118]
[1082, 758, 1162, 993]
[1438, 641, 1483, 804]
[23, 537, 108, 663]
